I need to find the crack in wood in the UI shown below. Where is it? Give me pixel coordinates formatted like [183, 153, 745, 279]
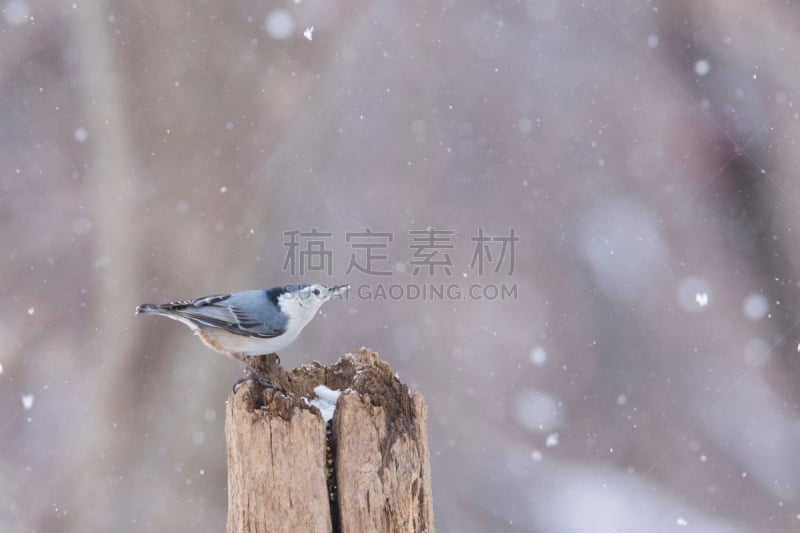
[325, 419, 341, 533]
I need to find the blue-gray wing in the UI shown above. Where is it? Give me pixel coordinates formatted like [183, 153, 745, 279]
[158, 290, 287, 338]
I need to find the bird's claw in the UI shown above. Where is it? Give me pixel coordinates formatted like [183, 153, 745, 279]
[232, 367, 281, 393]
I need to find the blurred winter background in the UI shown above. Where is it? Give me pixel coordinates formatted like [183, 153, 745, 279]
[2, 0, 800, 531]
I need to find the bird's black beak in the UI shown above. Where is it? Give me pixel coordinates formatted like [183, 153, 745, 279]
[328, 284, 349, 296]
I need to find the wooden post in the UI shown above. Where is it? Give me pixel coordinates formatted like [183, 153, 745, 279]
[226, 348, 435, 533]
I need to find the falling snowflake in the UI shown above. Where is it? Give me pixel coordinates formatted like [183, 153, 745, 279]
[265, 9, 294, 40]
[303, 26, 314, 41]
[529, 347, 547, 366]
[695, 292, 708, 307]
[694, 59, 711, 76]
[21, 394, 34, 410]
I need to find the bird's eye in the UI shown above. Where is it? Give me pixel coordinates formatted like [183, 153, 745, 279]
[313, 288, 320, 296]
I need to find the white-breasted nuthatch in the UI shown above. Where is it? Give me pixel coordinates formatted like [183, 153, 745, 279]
[136, 283, 349, 388]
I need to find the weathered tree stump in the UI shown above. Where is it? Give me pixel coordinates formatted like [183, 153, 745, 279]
[226, 348, 434, 533]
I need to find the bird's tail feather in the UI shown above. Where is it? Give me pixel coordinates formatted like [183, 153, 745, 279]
[135, 304, 168, 316]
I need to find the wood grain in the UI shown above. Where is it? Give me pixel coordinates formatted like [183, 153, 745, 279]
[226, 349, 434, 533]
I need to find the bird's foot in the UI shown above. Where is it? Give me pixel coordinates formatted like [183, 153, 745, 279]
[232, 364, 281, 393]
